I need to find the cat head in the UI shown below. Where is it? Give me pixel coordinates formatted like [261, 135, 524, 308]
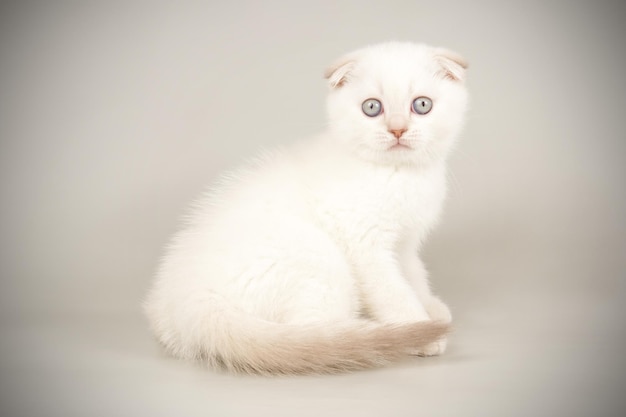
[324, 42, 468, 168]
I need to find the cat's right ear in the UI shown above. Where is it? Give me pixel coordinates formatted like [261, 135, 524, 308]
[324, 57, 355, 89]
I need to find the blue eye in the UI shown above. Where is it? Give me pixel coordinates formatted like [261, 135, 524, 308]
[362, 99, 382, 117]
[412, 97, 433, 115]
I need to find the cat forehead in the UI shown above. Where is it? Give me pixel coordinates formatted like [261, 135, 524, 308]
[378, 45, 441, 74]
[355, 54, 433, 84]
[349, 55, 436, 96]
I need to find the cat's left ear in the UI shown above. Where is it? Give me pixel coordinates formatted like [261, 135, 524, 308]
[324, 56, 355, 89]
[434, 48, 468, 82]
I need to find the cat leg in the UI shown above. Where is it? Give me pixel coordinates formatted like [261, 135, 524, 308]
[354, 249, 431, 324]
[402, 258, 452, 323]
[398, 245, 451, 356]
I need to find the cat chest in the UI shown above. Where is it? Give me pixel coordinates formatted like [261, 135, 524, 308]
[311, 170, 445, 241]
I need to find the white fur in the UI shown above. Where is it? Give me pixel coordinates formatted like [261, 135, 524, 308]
[144, 42, 468, 374]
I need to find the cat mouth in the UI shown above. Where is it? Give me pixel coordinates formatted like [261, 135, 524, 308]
[388, 142, 412, 150]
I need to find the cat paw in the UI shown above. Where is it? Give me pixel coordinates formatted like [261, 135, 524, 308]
[416, 337, 448, 357]
[425, 297, 452, 323]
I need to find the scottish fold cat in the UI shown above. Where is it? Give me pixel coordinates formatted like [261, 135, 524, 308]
[144, 42, 468, 374]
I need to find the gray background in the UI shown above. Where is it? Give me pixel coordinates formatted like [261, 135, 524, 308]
[1, 1, 625, 416]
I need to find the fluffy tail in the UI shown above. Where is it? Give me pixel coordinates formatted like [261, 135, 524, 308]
[145, 293, 450, 375]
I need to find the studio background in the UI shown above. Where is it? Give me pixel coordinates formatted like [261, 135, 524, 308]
[1, 1, 625, 416]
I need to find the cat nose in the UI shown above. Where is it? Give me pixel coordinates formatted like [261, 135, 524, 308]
[387, 114, 407, 139]
[389, 128, 407, 139]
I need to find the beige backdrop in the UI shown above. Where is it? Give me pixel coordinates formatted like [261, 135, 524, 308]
[1, 1, 625, 416]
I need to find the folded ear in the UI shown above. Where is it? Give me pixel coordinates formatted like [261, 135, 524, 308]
[323, 55, 356, 89]
[434, 48, 468, 82]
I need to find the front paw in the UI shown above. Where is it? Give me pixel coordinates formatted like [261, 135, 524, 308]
[415, 336, 448, 357]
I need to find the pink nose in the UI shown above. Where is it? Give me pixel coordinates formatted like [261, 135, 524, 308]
[389, 128, 407, 139]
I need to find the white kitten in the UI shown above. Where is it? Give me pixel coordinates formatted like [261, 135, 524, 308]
[144, 42, 469, 375]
